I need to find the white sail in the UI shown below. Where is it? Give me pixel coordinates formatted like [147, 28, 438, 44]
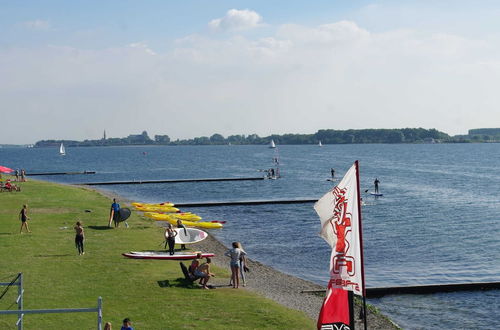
[269, 139, 276, 148]
[319, 141, 323, 147]
[59, 143, 66, 155]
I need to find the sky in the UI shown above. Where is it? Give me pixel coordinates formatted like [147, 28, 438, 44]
[1, 0, 500, 144]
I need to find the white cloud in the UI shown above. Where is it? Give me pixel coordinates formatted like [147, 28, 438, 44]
[278, 20, 370, 46]
[22, 19, 51, 30]
[209, 9, 263, 31]
[2, 20, 500, 143]
[128, 42, 157, 55]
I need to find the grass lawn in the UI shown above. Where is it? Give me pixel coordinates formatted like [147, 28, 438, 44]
[0, 178, 315, 329]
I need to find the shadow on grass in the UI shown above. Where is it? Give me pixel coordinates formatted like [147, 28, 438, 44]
[35, 254, 72, 257]
[0, 232, 13, 235]
[88, 225, 113, 230]
[158, 278, 204, 289]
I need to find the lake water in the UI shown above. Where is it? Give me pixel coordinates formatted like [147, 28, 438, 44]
[1, 144, 499, 329]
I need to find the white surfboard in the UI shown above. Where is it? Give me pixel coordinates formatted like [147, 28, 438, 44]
[370, 192, 383, 197]
[124, 251, 214, 260]
[167, 228, 208, 244]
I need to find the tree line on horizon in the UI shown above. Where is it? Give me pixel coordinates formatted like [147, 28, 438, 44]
[33, 127, 483, 147]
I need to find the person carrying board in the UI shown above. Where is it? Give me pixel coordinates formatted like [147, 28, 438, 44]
[109, 198, 120, 227]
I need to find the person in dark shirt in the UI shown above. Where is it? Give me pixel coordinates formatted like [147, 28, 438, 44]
[109, 198, 120, 228]
[19, 204, 31, 233]
[176, 219, 187, 250]
[121, 318, 133, 330]
[374, 178, 380, 193]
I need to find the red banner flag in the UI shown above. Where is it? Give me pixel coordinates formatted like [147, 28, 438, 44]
[314, 161, 366, 329]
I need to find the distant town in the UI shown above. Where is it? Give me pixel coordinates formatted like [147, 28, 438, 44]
[17, 128, 498, 148]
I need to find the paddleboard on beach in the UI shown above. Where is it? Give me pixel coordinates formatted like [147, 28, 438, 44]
[123, 251, 215, 260]
[117, 208, 131, 222]
[171, 228, 208, 245]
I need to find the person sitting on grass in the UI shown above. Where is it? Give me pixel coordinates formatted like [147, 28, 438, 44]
[188, 253, 203, 279]
[194, 257, 215, 289]
[5, 179, 19, 192]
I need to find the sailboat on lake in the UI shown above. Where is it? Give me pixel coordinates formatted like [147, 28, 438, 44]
[269, 139, 276, 148]
[318, 141, 323, 147]
[59, 143, 66, 156]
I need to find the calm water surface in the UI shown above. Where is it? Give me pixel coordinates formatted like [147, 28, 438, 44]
[1, 144, 499, 329]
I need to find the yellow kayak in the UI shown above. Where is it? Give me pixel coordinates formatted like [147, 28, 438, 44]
[169, 213, 202, 221]
[134, 206, 180, 213]
[132, 202, 175, 207]
[142, 211, 201, 221]
[144, 212, 223, 229]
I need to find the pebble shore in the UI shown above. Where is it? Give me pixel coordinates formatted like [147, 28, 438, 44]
[91, 187, 399, 329]
[195, 233, 400, 329]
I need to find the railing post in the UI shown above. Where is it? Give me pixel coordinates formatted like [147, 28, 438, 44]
[18, 273, 23, 330]
[97, 296, 102, 330]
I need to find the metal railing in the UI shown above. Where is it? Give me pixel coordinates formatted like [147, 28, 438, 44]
[0, 273, 102, 329]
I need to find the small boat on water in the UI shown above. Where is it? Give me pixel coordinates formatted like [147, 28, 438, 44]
[59, 143, 66, 156]
[269, 139, 276, 148]
[318, 141, 323, 147]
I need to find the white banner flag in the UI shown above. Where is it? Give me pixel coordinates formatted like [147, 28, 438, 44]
[314, 162, 364, 296]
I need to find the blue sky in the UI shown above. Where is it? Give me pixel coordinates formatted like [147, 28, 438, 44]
[1, 1, 500, 143]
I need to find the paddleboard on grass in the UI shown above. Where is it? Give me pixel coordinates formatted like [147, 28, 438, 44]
[117, 208, 131, 222]
[123, 251, 214, 260]
[171, 228, 208, 245]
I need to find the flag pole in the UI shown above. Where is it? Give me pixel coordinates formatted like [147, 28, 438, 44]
[354, 160, 368, 330]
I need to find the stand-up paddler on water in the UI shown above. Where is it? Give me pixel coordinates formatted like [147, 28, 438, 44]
[374, 178, 380, 193]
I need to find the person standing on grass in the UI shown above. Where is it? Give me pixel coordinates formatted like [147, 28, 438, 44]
[176, 219, 187, 250]
[19, 204, 31, 233]
[109, 198, 120, 227]
[164, 223, 177, 255]
[225, 242, 247, 289]
[74, 221, 85, 255]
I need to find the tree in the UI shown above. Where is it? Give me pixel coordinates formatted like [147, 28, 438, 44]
[209, 133, 225, 144]
[155, 135, 171, 144]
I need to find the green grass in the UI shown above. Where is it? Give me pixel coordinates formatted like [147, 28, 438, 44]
[0, 178, 315, 329]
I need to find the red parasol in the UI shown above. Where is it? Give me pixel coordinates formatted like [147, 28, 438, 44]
[0, 166, 14, 173]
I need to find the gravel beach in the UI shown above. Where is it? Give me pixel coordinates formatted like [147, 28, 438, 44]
[92, 188, 399, 329]
[195, 233, 399, 329]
